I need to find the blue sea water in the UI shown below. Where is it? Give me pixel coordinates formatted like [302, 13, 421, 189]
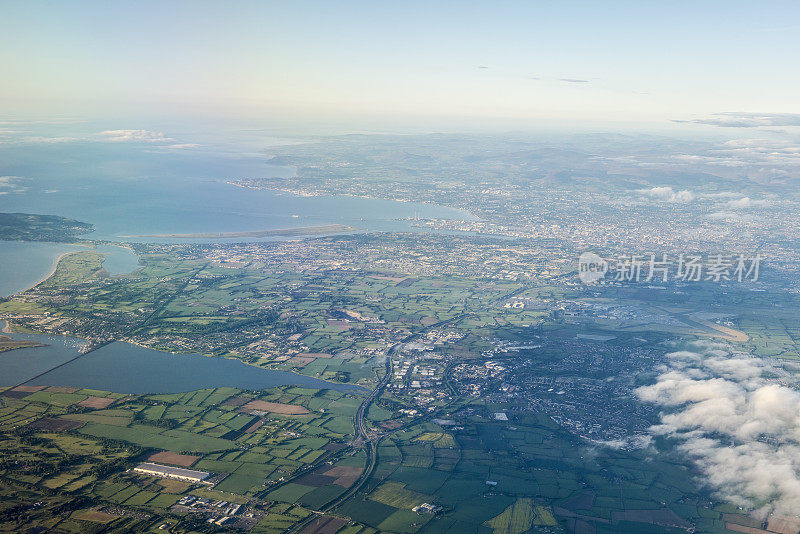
[0, 139, 473, 242]
[0, 133, 460, 392]
[0, 241, 86, 297]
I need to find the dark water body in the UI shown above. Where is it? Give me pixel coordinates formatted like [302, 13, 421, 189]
[0, 241, 87, 297]
[0, 330, 90, 384]
[0, 130, 434, 396]
[0, 330, 365, 395]
[0, 141, 474, 243]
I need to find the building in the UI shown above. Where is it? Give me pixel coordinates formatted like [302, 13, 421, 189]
[133, 462, 210, 483]
[412, 503, 442, 514]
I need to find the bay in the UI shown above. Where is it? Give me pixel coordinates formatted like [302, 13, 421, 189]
[0, 141, 474, 243]
[0, 241, 86, 297]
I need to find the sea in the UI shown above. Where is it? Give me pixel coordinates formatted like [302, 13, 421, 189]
[0, 133, 472, 242]
[0, 128, 470, 393]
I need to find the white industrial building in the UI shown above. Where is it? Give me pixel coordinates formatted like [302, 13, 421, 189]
[133, 462, 210, 483]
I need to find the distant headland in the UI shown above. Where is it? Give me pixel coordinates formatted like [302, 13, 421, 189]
[121, 224, 357, 239]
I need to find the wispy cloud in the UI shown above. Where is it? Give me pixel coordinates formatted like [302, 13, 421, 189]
[0, 119, 87, 126]
[165, 143, 200, 150]
[98, 129, 175, 143]
[674, 112, 800, 128]
[0, 175, 27, 193]
[560, 78, 590, 83]
[724, 196, 771, 209]
[20, 136, 79, 144]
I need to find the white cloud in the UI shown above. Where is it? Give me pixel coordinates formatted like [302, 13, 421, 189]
[636, 342, 800, 516]
[597, 435, 653, 450]
[98, 129, 174, 143]
[637, 186, 695, 202]
[164, 143, 200, 149]
[626, 139, 800, 183]
[675, 112, 800, 128]
[0, 175, 27, 193]
[19, 136, 78, 144]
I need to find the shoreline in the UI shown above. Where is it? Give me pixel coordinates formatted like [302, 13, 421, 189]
[224, 181, 479, 221]
[123, 338, 369, 393]
[0, 324, 369, 394]
[119, 224, 357, 239]
[0, 241, 91, 298]
[20, 250, 80, 294]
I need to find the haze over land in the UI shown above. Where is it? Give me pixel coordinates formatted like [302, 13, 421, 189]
[2, 1, 800, 533]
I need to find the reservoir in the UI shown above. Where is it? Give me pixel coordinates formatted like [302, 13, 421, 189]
[0, 329, 366, 395]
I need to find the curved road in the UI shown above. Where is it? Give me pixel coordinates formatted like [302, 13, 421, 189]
[288, 284, 529, 531]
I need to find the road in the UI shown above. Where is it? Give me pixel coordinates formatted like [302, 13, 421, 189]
[3, 262, 210, 393]
[285, 283, 531, 532]
[286, 316, 465, 532]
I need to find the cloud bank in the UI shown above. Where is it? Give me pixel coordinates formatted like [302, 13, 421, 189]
[638, 186, 695, 202]
[634, 187, 772, 212]
[675, 112, 800, 128]
[636, 342, 800, 516]
[0, 175, 27, 194]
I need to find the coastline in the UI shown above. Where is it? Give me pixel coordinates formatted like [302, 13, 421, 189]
[0, 241, 92, 298]
[119, 224, 357, 239]
[7, 242, 136, 296]
[224, 181, 479, 221]
[20, 250, 79, 294]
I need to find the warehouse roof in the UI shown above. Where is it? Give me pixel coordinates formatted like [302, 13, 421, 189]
[134, 462, 210, 480]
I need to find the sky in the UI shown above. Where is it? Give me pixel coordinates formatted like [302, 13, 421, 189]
[2, 1, 800, 130]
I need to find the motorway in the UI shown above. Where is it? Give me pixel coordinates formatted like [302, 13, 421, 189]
[286, 284, 529, 531]
[286, 317, 461, 532]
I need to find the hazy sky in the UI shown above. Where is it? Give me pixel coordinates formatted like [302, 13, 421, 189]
[2, 1, 799, 128]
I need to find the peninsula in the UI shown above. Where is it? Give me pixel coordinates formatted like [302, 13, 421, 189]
[122, 224, 357, 239]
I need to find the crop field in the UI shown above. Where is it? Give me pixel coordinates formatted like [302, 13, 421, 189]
[4, 249, 527, 388]
[1, 237, 788, 533]
[485, 498, 535, 534]
[0, 383, 370, 532]
[369, 481, 428, 509]
[324, 398, 746, 534]
[737, 311, 800, 359]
